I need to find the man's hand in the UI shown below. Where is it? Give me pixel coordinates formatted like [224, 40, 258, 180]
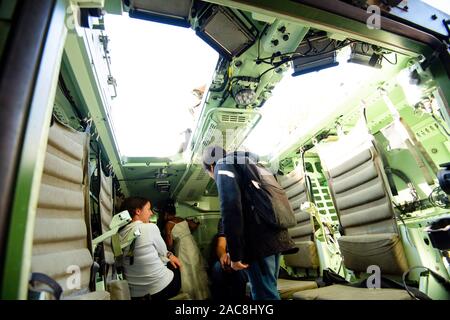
[169, 254, 182, 269]
[219, 253, 231, 269]
[231, 260, 249, 271]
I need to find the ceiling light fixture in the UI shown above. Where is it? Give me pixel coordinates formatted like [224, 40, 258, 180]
[291, 35, 340, 76]
[347, 42, 382, 69]
[126, 0, 193, 28]
[231, 77, 259, 107]
[195, 6, 257, 60]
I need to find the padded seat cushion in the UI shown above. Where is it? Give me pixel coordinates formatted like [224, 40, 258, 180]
[277, 279, 318, 299]
[288, 220, 313, 239]
[100, 171, 115, 264]
[292, 284, 413, 300]
[338, 233, 408, 275]
[33, 120, 94, 297]
[284, 240, 319, 268]
[169, 292, 191, 300]
[65, 291, 111, 300]
[107, 279, 131, 300]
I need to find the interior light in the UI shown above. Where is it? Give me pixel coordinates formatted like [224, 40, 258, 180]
[347, 42, 382, 69]
[292, 36, 339, 76]
[126, 0, 193, 28]
[195, 6, 257, 59]
[231, 77, 259, 107]
[155, 180, 170, 193]
[233, 87, 257, 106]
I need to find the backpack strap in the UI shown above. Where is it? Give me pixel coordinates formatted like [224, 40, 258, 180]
[232, 162, 263, 225]
[28, 272, 63, 300]
[120, 225, 142, 266]
[125, 238, 138, 266]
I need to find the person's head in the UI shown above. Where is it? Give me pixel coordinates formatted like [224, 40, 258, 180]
[201, 145, 227, 179]
[163, 199, 177, 219]
[120, 196, 153, 223]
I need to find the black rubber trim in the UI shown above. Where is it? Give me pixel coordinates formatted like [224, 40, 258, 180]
[0, 0, 56, 278]
[291, 0, 450, 76]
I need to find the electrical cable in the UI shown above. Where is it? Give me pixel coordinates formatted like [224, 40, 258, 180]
[382, 53, 398, 65]
[402, 267, 425, 300]
[317, 39, 335, 54]
[402, 266, 450, 300]
[257, 40, 356, 80]
[256, 39, 355, 64]
[431, 114, 450, 136]
[428, 186, 450, 208]
[391, 168, 419, 202]
[258, 64, 282, 80]
[218, 89, 231, 108]
[58, 74, 85, 126]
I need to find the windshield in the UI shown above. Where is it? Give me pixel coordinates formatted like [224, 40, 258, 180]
[105, 14, 218, 157]
[422, 0, 450, 14]
[243, 47, 386, 158]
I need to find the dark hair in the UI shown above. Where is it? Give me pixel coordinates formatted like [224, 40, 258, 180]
[156, 199, 176, 236]
[163, 199, 176, 216]
[120, 196, 150, 218]
[201, 145, 227, 172]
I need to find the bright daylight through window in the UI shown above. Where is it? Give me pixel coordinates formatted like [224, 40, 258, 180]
[243, 47, 385, 158]
[422, 0, 450, 14]
[104, 14, 218, 157]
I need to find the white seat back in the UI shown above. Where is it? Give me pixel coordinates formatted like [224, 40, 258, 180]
[31, 118, 109, 299]
[99, 167, 114, 265]
[318, 125, 408, 275]
[278, 165, 319, 269]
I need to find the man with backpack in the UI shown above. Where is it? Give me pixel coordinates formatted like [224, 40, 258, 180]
[202, 145, 297, 300]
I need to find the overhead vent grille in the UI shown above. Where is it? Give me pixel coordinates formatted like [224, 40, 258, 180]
[196, 108, 261, 158]
[155, 181, 170, 193]
[175, 109, 261, 201]
[221, 114, 248, 123]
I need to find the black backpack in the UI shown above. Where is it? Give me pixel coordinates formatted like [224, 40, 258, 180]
[235, 159, 296, 230]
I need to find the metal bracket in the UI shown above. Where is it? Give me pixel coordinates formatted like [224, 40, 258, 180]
[91, 210, 132, 252]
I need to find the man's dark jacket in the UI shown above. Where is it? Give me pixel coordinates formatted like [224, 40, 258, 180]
[214, 152, 296, 263]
